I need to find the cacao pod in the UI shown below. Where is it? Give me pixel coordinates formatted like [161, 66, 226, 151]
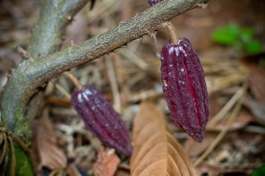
[148, 0, 160, 6]
[71, 85, 132, 155]
[160, 38, 209, 142]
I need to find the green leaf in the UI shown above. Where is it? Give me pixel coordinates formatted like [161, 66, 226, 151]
[211, 24, 241, 45]
[252, 164, 265, 176]
[240, 28, 254, 42]
[6, 141, 34, 176]
[243, 39, 263, 55]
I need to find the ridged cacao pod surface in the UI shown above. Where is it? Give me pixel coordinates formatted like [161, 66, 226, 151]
[71, 85, 132, 155]
[160, 38, 209, 142]
[148, 0, 160, 6]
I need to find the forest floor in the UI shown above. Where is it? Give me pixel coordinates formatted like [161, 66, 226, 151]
[0, 0, 265, 175]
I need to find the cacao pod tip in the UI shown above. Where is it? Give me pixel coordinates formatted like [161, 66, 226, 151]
[71, 85, 132, 156]
[121, 143, 133, 156]
[190, 129, 205, 142]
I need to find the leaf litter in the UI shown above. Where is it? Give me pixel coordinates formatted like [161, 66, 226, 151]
[0, 0, 265, 175]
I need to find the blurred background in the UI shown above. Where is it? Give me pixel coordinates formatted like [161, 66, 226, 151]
[0, 0, 265, 175]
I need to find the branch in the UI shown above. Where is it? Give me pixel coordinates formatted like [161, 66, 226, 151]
[0, 0, 209, 136]
[0, 0, 89, 136]
[29, 0, 89, 58]
[27, 0, 89, 133]
[23, 1, 89, 137]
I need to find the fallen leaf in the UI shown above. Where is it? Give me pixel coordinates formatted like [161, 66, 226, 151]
[197, 163, 248, 176]
[207, 110, 253, 131]
[197, 163, 223, 176]
[93, 148, 120, 176]
[32, 116, 67, 171]
[130, 102, 198, 176]
[244, 97, 265, 125]
[248, 64, 265, 101]
[184, 133, 217, 157]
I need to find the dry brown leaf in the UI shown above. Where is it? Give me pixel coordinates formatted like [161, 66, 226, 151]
[93, 148, 120, 176]
[244, 97, 265, 125]
[197, 163, 249, 176]
[32, 116, 67, 171]
[184, 133, 216, 157]
[130, 102, 198, 176]
[197, 163, 224, 176]
[207, 110, 253, 131]
[248, 64, 265, 101]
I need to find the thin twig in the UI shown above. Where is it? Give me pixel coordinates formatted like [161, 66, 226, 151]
[12, 135, 31, 154]
[16, 46, 29, 59]
[207, 87, 244, 128]
[7, 135, 16, 176]
[194, 85, 247, 166]
[105, 54, 121, 112]
[0, 133, 8, 164]
[55, 83, 71, 100]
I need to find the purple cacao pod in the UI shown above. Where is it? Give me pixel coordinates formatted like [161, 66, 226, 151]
[148, 0, 161, 6]
[160, 38, 209, 142]
[71, 85, 132, 155]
